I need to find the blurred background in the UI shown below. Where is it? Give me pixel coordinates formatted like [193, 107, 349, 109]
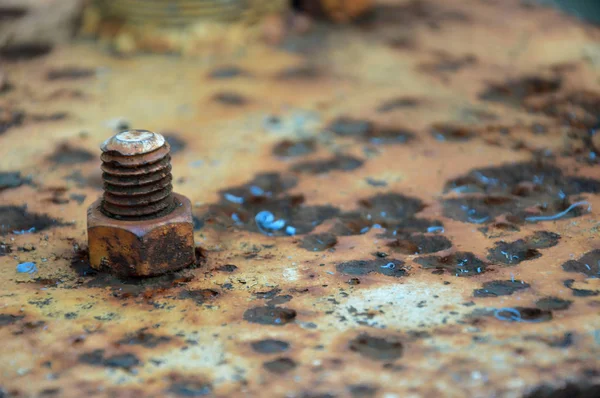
[0, 0, 598, 58]
[543, 0, 600, 24]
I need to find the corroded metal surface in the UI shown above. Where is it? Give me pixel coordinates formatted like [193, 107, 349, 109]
[1, 0, 600, 397]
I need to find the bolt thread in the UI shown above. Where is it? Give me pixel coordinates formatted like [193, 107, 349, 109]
[100, 142, 175, 219]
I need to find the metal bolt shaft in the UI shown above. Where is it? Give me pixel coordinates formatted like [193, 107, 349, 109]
[100, 130, 175, 219]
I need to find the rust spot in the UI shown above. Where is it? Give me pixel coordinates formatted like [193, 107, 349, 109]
[348, 334, 403, 361]
[291, 155, 365, 174]
[117, 330, 172, 348]
[479, 76, 562, 106]
[420, 53, 477, 75]
[167, 378, 213, 397]
[196, 172, 340, 236]
[214, 264, 238, 273]
[0, 44, 52, 61]
[47, 67, 94, 81]
[524, 381, 600, 397]
[563, 279, 599, 297]
[251, 339, 290, 354]
[415, 252, 487, 277]
[496, 307, 553, 322]
[535, 297, 572, 311]
[276, 64, 321, 80]
[79, 350, 141, 370]
[0, 6, 27, 20]
[442, 161, 599, 225]
[328, 117, 415, 144]
[0, 243, 12, 256]
[387, 234, 452, 255]
[524, 332, 574, 348]
[0, 314, 24, 326]
[562, 250, 600, 278]
[254, 288, 281, 299]
[348, 384, 378, 398]
[29, 112, 68, 122]
[377, 97, 420, 113]
[336, 259, 406, 277]
[487, 231, 560, 265]
[431, 123, 475, 142]
[529, 91, 600, 129]
[243, 306, 297, 326]
[178, 289, 220, 305]
[299, 233, 338, 251]
[0, 171, 30, 191]
[272, 139, 317, 158]
[208, 65, 247, 79]
[263, 357, 297, 374]
[0, 206, 63, 235]
[473, 280, 530, 297]
[212, 92, 248, 106]
[0, 107, 25, 135]
[47, 143, 94, 165]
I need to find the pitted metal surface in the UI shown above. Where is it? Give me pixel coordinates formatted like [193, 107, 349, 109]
[1, 1, 600, 397]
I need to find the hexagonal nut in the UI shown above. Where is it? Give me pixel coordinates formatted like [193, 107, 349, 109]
[87, 193, 195, 277]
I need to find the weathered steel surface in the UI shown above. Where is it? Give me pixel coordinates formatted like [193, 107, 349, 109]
[1, 0, 600, 397]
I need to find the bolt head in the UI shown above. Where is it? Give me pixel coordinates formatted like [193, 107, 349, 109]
[87, 193, 195, 277]
[101, 129, 166, 156]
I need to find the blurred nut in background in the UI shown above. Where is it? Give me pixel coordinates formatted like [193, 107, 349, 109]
[83, 0, 289, 56]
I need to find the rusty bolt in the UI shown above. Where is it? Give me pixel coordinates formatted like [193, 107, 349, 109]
[87, 129, 195, 277]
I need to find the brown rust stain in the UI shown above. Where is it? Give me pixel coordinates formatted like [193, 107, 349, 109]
[1, 0, 600, 396]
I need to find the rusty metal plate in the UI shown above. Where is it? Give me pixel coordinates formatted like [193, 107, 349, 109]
[1, 0, 600, 397]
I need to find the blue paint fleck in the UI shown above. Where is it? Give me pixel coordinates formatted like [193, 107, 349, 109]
[468, 216, 489, 224]
[249, 185, 264, 196]
[13, 227, 36, 235]
[255, 211, 286, 235]
[17, 262, 37, 274]
[525, 201, 590, 222]
[231, 213, 242, 225]
[494, 307, 543, 323]
[224, 193, 244, 204]
[285, 226, 296, 236]
[494, 308, 522, 322]
[427, 226, 445, 233]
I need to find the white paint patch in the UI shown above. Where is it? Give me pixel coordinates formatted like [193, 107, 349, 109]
[157, 337, 246, 384]
[283, 266, 298, 281]
[327, 281, 465, 330]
